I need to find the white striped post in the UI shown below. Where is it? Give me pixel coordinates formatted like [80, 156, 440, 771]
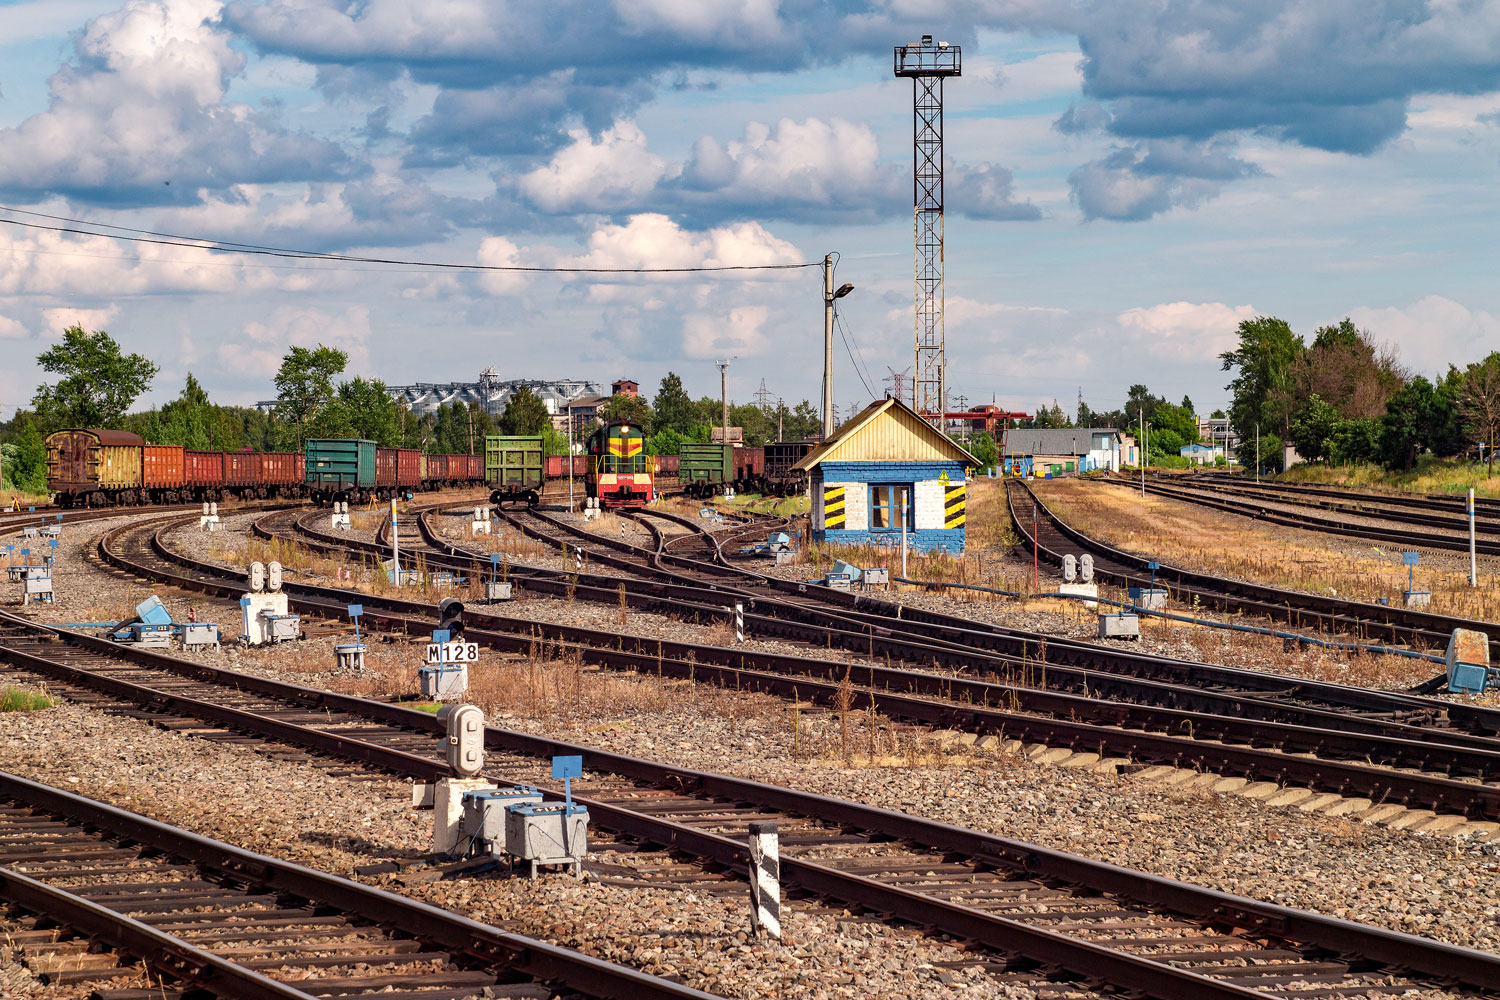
[575, 548, 583, 574]
[748, 821, 780, 939]
[734, 602, 745, 643]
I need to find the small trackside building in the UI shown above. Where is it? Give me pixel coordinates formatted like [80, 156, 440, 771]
[793, 396, 979, 554]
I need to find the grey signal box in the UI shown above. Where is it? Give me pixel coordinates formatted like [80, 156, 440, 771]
[438, 704, 485, 777]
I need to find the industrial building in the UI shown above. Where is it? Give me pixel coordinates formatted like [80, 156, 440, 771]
[1002, 428, 1131, 476]
[795, 396, 976, 554]
[386, 370, 604, 417]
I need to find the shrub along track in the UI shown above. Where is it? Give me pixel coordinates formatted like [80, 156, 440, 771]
[3, 605, 1500, 1000]
[1008, 478, 1500, 656]
[0, 770, 716, 1000]
[230, 501, 1500, 823]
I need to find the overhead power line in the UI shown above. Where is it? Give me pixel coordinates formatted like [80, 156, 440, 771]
[0, 205, 822, 275]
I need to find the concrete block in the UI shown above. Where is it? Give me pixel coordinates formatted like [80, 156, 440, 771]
[1265, 788, 1313, 807]
[1133, 765, 1178, 782]
[1385, 809, 1437, 830]
[1184, 772, 1222, 789]
[1060, 582, 1099, 609]
[1322, 797, 1373, 817]
[1235, 782, 1281, 800]
[1408, 814, 1467, 835]
[1357, 804, 1407, 825]
[1453, 821, 1500, 840]
[1158, 769, 1198, 786]
[1296, 793, 1344, 812]
[1211, 777, 1248, 793]
[1034, 747, 1075, 764]
[1403, 590, 1431, 608]
[973, 735, 999, 751]
[999, 739, 1024, 755]
[1446, 628, 1492, 694]
[1060, 752, 1100, 768]
[432, 777, 492, 855]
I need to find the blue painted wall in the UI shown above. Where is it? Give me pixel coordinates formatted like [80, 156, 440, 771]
[810, 461, 968, 554]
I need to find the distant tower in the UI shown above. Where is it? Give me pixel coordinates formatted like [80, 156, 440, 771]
[894, 35, 960, 425]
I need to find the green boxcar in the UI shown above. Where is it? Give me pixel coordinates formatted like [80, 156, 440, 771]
[305, 438, 376, 501]
[484, 435, 545, 505]
[678, 443, 733, 488]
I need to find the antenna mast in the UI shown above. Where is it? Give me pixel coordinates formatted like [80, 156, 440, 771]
[895, 34, 960, 426]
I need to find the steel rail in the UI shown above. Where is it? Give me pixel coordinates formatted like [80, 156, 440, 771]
[0, 769, 722, 1000]
[1190, 472, 1500, 516]
[289, 505, 1500, 773]
[412, 502, 1500, 740]
[1138, 477, 1500, 556]
[1011, 477, 1500, 654]
[105, 512, 1500, 818]
[4, 612, 1497, 997]
[1166, 475, 1500, 534]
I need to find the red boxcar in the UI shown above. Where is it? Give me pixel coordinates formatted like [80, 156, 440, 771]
[143, 445, 185, 489]
[733, 446, 765, 479]
[185, 450, 224, 487]
[224, 450, 258, 487]
[376, 448, 422, 489]
[654, 454, 679, 475]
[296, 453, 305, 481]
[545, 455, 588, 478]
[260, 451, 300, 486]
[427, 454, 451, 481]
[464, 454, 483, 480]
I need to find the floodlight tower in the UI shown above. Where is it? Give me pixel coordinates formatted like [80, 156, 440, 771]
[894, 34, 960, 427]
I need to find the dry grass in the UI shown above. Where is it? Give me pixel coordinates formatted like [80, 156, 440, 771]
[1, 489, 50, 509]
[1037, 479, 1500, 622]
[1280, 458, 1500, 499]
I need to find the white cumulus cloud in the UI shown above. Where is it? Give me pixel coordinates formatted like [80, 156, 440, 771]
[1116, 301, 1257, 359]
[518, 121, 669, 213]
[1348, 295, 1500, 373]
[228, 305, 373, 379]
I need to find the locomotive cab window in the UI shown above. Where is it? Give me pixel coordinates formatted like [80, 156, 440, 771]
[869, 485, 912, 531]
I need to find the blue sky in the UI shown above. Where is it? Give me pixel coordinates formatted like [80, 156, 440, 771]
[3, 1, 1500, 423]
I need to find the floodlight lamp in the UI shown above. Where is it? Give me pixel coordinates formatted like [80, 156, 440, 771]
[833, 282, 855, 300]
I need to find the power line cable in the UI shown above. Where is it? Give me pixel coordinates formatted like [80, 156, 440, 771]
[0, 205, 822, 274]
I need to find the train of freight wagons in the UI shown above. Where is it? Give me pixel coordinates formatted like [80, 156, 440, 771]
[43, 422, 814, 510]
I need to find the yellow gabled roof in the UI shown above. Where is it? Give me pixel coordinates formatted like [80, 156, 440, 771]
[792, 396, 979, 471]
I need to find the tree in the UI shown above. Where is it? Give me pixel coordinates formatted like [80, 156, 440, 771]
[786, 400, 821, 440]
[1210, 408, 1226, 419]
[1180, 395, 1195, 417]
[968, 431, 998, 468]
[499, 387, 551, 436]
[1378, 376, 1461, 471]
[1289, 395, 1341, 464]
[598, 392, 652, 431]
[1150, 402, 1198, 444]
[1124, 384, 1164, 425]
[652, 372, 694, 435]
[1292, 319, 1406, 420]
[336, 377, 403, 446]
[274, 345, 347, 445]
[1460, 353, 1500, 475]
[33, 325, 159, 428]
[9, 421, 48, 494]
[1220, 316, 1305, 443]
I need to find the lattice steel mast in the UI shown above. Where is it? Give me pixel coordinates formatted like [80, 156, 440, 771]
[894, 35, 960, 425]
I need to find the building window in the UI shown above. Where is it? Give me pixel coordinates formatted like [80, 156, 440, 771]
[869, 485, 912, 531]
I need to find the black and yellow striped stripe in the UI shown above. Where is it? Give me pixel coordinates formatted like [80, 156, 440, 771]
[944, 483, 966, 528]
[822, 485, 846, 529]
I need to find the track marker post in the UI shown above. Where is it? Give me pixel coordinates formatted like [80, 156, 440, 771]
[748, 821, 781, 939]
[1469, 489, 1478, 588]
[734, 602, 744, 643]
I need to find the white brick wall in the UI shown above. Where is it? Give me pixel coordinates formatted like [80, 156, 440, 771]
[828, 481, 868, 530]
[913, 480, 945, 530]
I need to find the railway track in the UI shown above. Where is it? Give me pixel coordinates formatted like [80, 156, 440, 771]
[1010, 478, 1500, 655]
[0, 769, 718, 1000]
[1128, 476, 1500, 556]
[3, 609, 1499, 999]
[209, 503, 1500, 821]
[1190, 473, 1500, 518]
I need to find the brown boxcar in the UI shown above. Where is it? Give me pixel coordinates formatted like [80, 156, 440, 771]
[224, 450, 258, 487]
[260, 452, 300, 486]
[45, 428, 143, 504]
[296, 453, 305, 481]
[397, 448, 422, 488]
[654, 454, 680, 475]
[375, 448, 397, 487]
[464, 454, 483, 481]
[185, 450, 224, 488]
[142, 444, 185, 490]
[545, 455, 588, 478]
[426, 453, 451, 481]
[733, 446, 765, 479]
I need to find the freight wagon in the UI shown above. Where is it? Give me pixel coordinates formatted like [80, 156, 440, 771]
[46, 429, 145, 506]
[305, 438, 376, 504]
[484, 435, 545, 506]
[677, 443, 766, 498]
[763, 441, 813, 496]
[545, 454, 588, 479]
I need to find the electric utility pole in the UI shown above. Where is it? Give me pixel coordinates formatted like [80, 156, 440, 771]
[822, 254, 854, 439]
[716, 358, 733, 444]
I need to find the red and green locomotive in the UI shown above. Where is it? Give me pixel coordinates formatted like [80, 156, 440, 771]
[584, 420, 653, 508]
